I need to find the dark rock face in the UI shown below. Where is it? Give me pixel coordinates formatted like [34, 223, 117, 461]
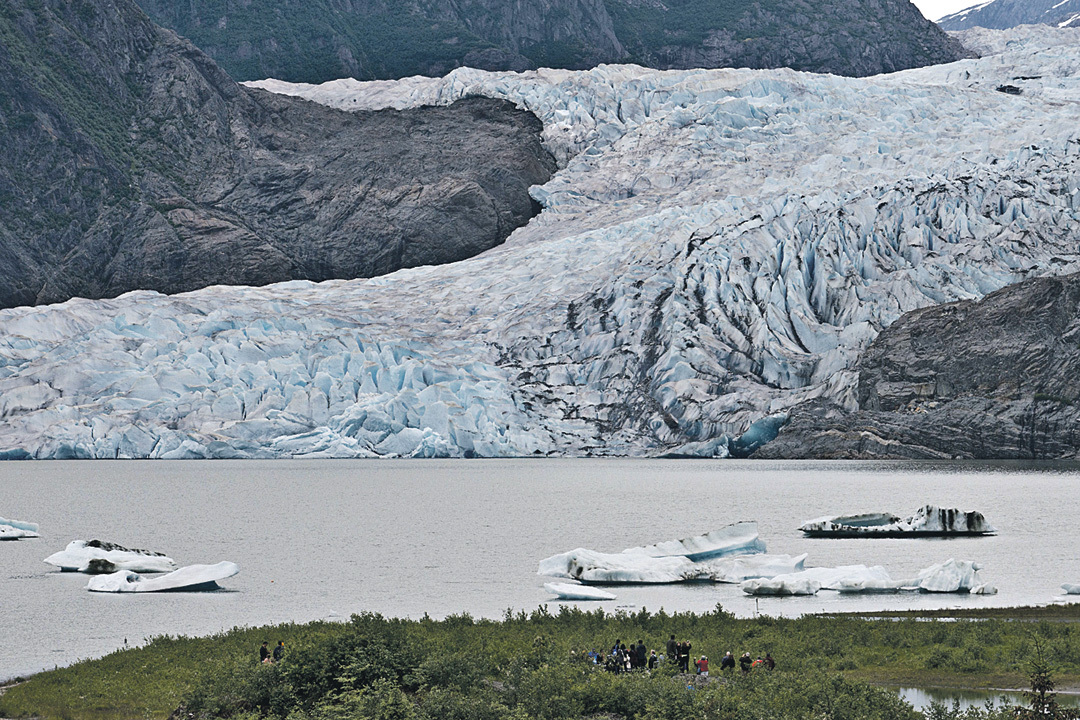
[133, 0, 971, 84]
[756, 274, 1080, 459]
[0, 0, 555, 310]
[937, 0, 1080, 31]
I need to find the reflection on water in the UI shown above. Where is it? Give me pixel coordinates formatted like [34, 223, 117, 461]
[898, 686, 1080, 712]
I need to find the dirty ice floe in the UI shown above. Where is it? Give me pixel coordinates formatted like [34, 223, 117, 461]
[86, 561, 239, 593]
[544, 582, 617, 601]
[44, 540, 177, 573]
[0, 517, 40, 540]
[800, 506, 996, 537]
[538, 522, 806, 583]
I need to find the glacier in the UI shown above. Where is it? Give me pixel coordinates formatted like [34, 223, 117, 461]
[1, 28, 1079, 458]
[0, 517, 39, 540]
[85, 561, 239, 593]
[44, 540, 177, 574]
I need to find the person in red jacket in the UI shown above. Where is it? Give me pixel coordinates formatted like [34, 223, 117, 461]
[695, 655, 709, 677]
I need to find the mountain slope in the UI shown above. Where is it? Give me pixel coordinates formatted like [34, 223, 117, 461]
[756, 273, 1080, 460]
[0, 0, 554, 310]
[134, 0, 971, 83]
[938, 0, 1080, 31]
[0, 27, 1078, 460]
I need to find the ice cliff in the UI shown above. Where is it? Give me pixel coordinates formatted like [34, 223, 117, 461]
[1, 27, 1079, 459]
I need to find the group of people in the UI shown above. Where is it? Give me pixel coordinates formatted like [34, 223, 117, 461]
[590, 640, 660, 673]
[259, 640, 285, 664]
[587, 636, 775, 678]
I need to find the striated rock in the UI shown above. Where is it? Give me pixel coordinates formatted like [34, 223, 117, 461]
[938, 0, 1080, 31]
[758, 273, 1080, 459]
[0, 0, 555, 310]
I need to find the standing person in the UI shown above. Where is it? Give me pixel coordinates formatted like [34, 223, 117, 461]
[635, 640, 647, 669]
[681, 641, 693, 673]
[648, 649, 659, 670]
[273, 640, 285, 663]
[259, 641, 270, 663]
[739, 652, 752, 673]
[696, 655, 709, 677]
[666, 634, 677, 661]
[720, 651, 735, 672]
[765, 652, 775, 670]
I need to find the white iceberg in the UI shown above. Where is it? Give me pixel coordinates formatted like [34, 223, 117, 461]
[544, 582, 617, 601]
[800, 506, 996, 537]
[0, 516, 40, 540]
[44, 540, 177, 574]
[538, 523, 774, 583]
[916, 559, 996, 594]
[697, 553, 808, 583]
[740, 576, 822, 596]
[1062, 583, 1080, 595]
[741, 565, 899, 596]
[86, 561, 239, 593]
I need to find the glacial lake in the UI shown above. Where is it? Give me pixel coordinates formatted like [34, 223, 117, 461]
[2, 459, 1079, 682]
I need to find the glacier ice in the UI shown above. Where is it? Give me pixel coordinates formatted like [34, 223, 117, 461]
[916, 559, 996, 594]
[1062, 583, 1080, 594]
[0, 517, 39, 540]
[800, 506, 995, 536]
[1, 28, 1080, 457]
[44, 540, 177, 574]
[85, 561, 239, 593]
[544, 582, 617, 601]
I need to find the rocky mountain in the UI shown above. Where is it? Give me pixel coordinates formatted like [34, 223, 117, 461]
[0, 27, 1077, 460]
[134, 0, 970, 84]
[0, 0, 554, 310]
[756, 273, 1080, 459]
[938, 0, 1080, 31]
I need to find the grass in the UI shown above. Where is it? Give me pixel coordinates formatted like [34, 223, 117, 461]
[2, 605, 1080, 720]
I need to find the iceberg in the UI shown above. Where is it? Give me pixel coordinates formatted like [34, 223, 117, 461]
[44, 540, 177, 574]
[544, 582, 617, 601]
[916, 559, 997, 594]
[800, 506, 996, 537]
[86, 561, 239, 593]
[1062, 583, 1080, 595]
[740, 560, 996, 595]
[0, 516, 39, 540]
[538, 522, 777, 583]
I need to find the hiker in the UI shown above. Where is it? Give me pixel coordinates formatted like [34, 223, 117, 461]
[666, 634, 677, 661]
[765, 652, 775, 670]
[739, 652, 752, 673]
[679, 641, 692, 673]
[720, 651, 735, 672]
[259, 641, 271, 663]
[648, 649, 659, 670]
[273, 640, 285, 662]
[696, 655, 709, 677]
[635, 640, 647, 669]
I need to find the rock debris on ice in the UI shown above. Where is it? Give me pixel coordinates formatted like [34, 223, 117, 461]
[800, 505, 995, 536]
[1, 28, 1080, 458]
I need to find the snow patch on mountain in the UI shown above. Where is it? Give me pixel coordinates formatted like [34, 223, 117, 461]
[1, 28, 1079, 459]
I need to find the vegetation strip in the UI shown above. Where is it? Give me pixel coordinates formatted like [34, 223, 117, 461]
[2, 606, 1080, 720]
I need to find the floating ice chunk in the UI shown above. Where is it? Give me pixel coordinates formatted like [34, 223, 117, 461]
[544, 582, 617, 601]
[86, 561, 239, 593]
[800, 506, 995, 537]
[0, 516, 40, 540]
[1062, 583, 1080, 594]
[697, 553, 807, 582]
[44, 540, 177, 573]
[538, 522, 768, 582]
[740, 576, 822, 596]
[916, 559, 992, 593]
[624, 522, 766, 560]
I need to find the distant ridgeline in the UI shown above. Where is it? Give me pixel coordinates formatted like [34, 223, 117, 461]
[937, 0, 1080, 31]
[134, 0, 970, 83]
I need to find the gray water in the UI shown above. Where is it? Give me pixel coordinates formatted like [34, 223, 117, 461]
[898, 686, 1080, 713]
[2, 459, 1079, 682]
